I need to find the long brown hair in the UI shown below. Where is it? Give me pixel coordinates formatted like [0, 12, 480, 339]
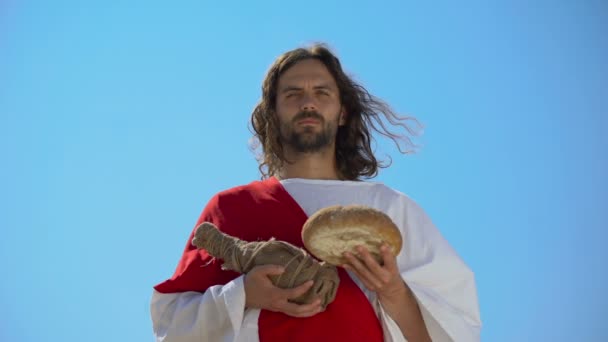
[250, 43, 422, 180]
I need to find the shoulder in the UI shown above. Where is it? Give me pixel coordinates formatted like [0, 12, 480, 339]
[215, 180, 261, 197]
[206, 178, 280, 209]
[366, 182, 422, 208]
[357, 182, 434, 229]
[197, 179, 271, 228]
[208, 179, 264, 204]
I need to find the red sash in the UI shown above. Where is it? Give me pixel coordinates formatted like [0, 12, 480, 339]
[154, 177, 384, 341]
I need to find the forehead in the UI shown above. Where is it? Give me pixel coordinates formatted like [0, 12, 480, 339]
[277, 59, 337, 88]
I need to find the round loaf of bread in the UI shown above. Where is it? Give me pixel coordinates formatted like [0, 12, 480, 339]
[301, 205, 402, 266]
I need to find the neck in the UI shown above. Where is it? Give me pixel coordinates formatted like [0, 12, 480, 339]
[277, 145, 341, 180]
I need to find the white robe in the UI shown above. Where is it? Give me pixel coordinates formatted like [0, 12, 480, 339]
[151, 178, 482, 341]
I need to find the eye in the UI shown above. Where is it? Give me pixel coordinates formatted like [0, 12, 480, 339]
[285, 90, 304, 98]
[317, 90, 330, 96]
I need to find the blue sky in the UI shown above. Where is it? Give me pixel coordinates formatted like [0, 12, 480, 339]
[1, 1, 606, 341]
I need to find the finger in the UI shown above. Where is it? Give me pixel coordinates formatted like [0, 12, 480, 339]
[358, 245, 400, 287]
[356, 246, 387, 276]
[282, 280, 314, 300]
[279, 298, 323, 317]
[343, 264, 378, 291]
[344, 252, 382, 289]
[357, 245, 397, 286]
[380, 244, 398, 271]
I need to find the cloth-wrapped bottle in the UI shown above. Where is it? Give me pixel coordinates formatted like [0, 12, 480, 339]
[191, 222, 339, 309]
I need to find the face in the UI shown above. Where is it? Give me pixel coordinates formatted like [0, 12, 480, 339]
[275, 58, 345, 153]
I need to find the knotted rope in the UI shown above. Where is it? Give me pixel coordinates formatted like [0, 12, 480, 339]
[192, 222, 339, 308]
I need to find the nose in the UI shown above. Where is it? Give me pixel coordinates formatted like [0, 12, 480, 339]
[299, 93, 317, 112]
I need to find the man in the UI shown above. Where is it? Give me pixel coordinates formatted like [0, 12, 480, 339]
[151, 44, 481, 341]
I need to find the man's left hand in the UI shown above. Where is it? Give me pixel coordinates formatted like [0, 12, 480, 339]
[342, 244, 406, 300]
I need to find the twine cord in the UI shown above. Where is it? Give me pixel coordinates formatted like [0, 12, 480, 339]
[192, 222, 339, 308]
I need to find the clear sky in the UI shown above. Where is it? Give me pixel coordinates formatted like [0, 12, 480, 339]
[1, 1, 606, 341]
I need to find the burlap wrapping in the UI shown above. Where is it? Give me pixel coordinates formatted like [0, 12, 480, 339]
[191, 222, 339, 308]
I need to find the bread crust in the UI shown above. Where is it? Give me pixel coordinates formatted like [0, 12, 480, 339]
[301, 205, 402, 266]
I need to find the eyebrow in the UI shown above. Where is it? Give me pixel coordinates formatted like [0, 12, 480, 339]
[280, 83, 335, 93]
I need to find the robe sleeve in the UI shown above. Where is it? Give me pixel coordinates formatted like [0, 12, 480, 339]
[150, 194, 249, 341]
[386, 197, 482, 342]
[150, 278, 247, 341]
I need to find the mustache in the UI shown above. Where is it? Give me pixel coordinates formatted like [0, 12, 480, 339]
[292, 110, 324, 122]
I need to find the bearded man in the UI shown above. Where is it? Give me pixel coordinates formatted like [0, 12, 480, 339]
[151, 44, 482, 342]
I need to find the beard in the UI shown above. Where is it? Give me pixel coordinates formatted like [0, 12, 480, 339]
[279, 110, 339, 153]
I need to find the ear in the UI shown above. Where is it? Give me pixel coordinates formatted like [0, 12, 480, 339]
[339, 108, 347, 126]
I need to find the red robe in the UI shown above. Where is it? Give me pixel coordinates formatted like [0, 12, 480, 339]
[154, 177, 384, 341]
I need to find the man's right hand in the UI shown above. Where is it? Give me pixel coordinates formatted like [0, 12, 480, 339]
[244, 265, 324, 318]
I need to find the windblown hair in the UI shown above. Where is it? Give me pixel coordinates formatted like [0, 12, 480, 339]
[250, 43, 422, 180]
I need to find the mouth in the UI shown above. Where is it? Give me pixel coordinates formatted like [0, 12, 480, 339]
[297, 118, 321, 125]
